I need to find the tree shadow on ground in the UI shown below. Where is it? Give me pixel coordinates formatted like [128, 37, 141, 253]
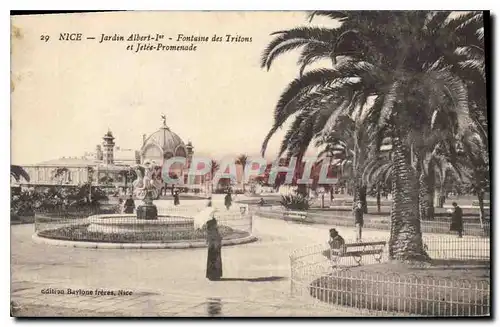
[215, 276, 286, 282]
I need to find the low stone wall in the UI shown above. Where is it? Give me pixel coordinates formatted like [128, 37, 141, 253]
[254, 207, 490, 237]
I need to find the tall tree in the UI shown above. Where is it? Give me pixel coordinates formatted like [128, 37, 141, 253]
[208, 160, 220, 193]
[456, 121, 489, 225]
[261, 11, 484, 262]
[317, 115, 370, 213]
[236, 154, 249, 193]
[53, 167, 70, 184]
[118, 168, 137, 194]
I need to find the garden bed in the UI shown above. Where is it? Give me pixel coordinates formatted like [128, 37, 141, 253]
[37, 223, 250, 243]
[309, 260, 490, 316]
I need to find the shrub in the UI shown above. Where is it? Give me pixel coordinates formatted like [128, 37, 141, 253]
[280, 194, 311, 211]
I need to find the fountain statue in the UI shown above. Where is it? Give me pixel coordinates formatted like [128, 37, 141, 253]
[132, 161, 162, 220]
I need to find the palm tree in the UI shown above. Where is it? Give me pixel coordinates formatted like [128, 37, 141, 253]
[236, 154, 249, 193]
[208, 160, 220, 193]
[118, 168, 137, 194]
[53, 167, 70, 184]
[449, 13, 489, 224]
[456, 121, 489, 225]
[11, 165, 30, 183]
[418, 143, 464, 219]
[317, 115, 370, 213]
[261, 11, 484, 262]
[99, 175, 114, 185]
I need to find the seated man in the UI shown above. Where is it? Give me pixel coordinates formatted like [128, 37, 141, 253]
[323, 228, 346, 259]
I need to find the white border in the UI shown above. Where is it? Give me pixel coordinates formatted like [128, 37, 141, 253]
[4, 1, 499, 326]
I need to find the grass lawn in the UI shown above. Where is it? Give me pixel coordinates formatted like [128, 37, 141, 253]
[309, 260, 490, 316]
[37, 224, 249, 243]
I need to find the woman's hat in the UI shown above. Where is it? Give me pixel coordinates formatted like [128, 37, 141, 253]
[207, 218, 217, 228]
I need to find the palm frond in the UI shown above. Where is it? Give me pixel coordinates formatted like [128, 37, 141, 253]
[261, 27, 338, 70]
[362, 156, 392, 187]
[425, 69, 470, 135]
[377, 81, 400, 128]
[11, 165, 30, 182]
[307, 11, 349, 23]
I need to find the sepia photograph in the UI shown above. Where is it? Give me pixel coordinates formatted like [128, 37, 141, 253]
[10, 9, 491, 318]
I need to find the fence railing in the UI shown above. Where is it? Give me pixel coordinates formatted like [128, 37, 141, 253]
[34, 204, 253, 243]
[254, 207, 490, 237]
[290, 237, 490, 316]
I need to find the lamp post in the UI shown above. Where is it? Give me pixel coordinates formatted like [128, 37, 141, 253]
[88, 167, 94, 203]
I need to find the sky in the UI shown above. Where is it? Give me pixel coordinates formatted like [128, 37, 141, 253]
[11, 11, 338, 165]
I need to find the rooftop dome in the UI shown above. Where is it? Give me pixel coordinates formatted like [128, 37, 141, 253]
[140, 119, 188, 163]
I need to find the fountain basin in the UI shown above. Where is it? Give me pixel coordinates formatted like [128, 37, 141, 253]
[87, 214, 194, 234]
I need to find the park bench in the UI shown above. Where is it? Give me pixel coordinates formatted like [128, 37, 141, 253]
[283, 210, 309, 223]
[472, 200, 490, 209]
[327, 240, 387, 267]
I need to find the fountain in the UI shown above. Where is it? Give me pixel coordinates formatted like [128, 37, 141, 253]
[32, 117, 256, 247]
[86, 161, 198, 234]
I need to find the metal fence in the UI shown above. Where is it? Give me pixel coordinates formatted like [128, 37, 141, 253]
[34, 204, 253, 243]
[254, 207, 490, 237]
[290, 237, 490, 317]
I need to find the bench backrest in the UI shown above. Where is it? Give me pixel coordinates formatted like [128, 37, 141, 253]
[343, 241, 386, 248]
[283, 211, 307, 218]
[330, 241, 386, 255]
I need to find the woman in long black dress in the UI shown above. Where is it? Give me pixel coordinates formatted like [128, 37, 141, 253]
[173, 190, 180, 206]
[450, 202, 464, 238]
[206, 218, 222, 280]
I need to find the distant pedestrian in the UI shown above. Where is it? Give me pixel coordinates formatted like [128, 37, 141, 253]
[206, 218, 222, 281]
[354, 202, 364, 242]
[450, 202, 464, 238]
[123, 194, 135, 214]
[224, 192, 232, 210]
[206, 196, 212, 207]
[117, 198, 124, 213]
[439, 194, 446, 207]
[174, 190, 180, 206]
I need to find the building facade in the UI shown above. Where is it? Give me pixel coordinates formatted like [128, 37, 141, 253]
[13, 116, 211, 192]
[15, 130, 138, 189]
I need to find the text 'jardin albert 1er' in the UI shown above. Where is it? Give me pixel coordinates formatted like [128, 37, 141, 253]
[97, 33, 252, 43]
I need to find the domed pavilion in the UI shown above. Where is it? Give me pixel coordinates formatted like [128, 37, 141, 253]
[140, 116, 203, 192]
[140, 116, 194, 165]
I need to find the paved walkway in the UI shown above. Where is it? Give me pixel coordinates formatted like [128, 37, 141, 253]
[11, 214, 469, 317]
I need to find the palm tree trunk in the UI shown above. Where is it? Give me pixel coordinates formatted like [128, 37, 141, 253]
[418, 172, 431, 221]
[477, 190, 485, 228]
[296, 184, 308, 197]
[352, 179, 367, 211]
[376, 184, 381, 213]
[360, 184, 367, 213]
[388, 138, 430, 262]
[423, 171, 435, 220]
